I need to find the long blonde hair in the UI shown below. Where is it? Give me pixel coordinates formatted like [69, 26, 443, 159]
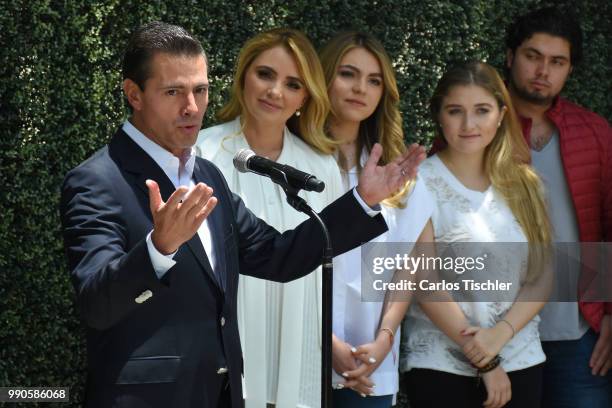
[430, 61, 552, 278]
[218, 28, 334, 154]
[319, 31, 410, 208]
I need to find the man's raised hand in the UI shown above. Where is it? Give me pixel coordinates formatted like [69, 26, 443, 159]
[356, 143, 426, 207]
[147, 180, 218, 255]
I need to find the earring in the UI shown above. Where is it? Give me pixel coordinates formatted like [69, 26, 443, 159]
[295, 109, 301, 117]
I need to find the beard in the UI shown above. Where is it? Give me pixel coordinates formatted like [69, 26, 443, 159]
[508, 74, 557, 106]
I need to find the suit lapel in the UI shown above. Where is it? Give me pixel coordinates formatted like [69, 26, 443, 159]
[109, 129, 223, 293]
[109, 129, 176, 203]
[185, 231, 221, 291]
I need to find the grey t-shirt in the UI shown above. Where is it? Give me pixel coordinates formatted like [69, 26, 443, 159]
[531, 130, 590, 341]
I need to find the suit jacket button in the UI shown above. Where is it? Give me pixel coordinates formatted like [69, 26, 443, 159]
[220, 316, 226, 327]
[216, 367, 228, 374]
[135, 290, 153, 304]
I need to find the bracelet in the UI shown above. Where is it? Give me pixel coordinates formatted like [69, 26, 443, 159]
[378, 328, 395, 345]
[378, 327, 396, 363]
[499, 319, 516, 338]
[476, 355, 502, 375]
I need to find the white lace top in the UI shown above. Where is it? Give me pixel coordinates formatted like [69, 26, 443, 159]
[400, 155, 545, 376]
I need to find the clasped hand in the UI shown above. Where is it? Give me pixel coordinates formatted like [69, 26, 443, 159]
[462, 325, 512, 368]
[146, 180, 218, 255]
[462, 326, 514, 408]
[332, 335, 392, 396]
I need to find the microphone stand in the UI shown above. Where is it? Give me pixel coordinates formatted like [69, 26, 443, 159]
[272, 168, 333, 408]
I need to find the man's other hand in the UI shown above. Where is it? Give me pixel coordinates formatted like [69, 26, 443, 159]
[356, 143, 426, 207]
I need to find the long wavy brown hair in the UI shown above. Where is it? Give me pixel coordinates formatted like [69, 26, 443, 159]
[319, 31, 410, 208]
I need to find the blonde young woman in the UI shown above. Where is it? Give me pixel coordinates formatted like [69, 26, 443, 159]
[195, 28, 342, 407]
[319, 32, 431, 407]
[400, 61, 552, 408]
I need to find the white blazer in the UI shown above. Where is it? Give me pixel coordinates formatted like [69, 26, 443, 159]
[196, 117, 343, 408]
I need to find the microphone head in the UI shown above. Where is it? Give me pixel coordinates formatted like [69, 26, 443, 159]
[233, 148, 256, 173]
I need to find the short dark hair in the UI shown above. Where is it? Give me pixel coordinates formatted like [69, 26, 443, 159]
[506, 7, 583, 65]
[122, 21, 205, 90]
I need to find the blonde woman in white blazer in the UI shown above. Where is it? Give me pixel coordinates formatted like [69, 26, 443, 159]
[196, 28, 342, 408]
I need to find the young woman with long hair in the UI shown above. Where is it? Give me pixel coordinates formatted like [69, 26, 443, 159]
[196, 28, 342, 408]
[320, 31, 430, 407]
[400, 61, 552, 408]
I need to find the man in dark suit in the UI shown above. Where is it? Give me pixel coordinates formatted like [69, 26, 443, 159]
[60, 22, 425, 408]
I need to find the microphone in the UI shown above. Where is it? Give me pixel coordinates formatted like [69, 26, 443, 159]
[233, 149, 325, 193]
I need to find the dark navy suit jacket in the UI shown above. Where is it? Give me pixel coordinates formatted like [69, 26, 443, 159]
[60, 129, 387, 407]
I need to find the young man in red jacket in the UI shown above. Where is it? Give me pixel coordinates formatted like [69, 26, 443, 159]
[505, 7, 612, 407]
